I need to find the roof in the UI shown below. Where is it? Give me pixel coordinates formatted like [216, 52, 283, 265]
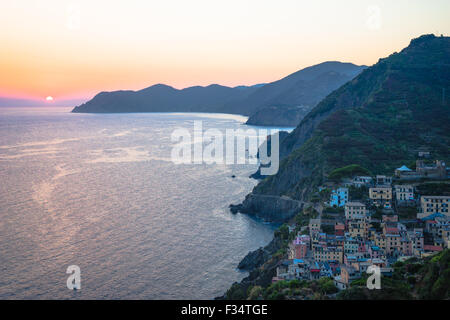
[372, 258, 385, 263]
[424, 245, 443, 252]
[421, 195, 450, 199]
[345, 202, 366, 207]
[370, 185, 392, 190]
[396, 165, 412, 172]
[421, 213, 446, 221]
[341, 265, 357, 273]
[281, 259, 292, 266]
[386, 233, 401, 237]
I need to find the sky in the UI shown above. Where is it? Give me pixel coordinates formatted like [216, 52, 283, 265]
[0, 0, 449, 103]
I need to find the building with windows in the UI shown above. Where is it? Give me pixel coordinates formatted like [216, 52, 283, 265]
[309, 218, 321, 236]
[396, 160, 448, 180]
[313, 246, 343, 264]
[419, 196, 450, 218]
[345, 202, 367, 220]
[443, 227, 450, 249]
[343, 176, 373, 188]
[348, 219, 369, 239]
[407, 229, 424, 255]
[289, 235, 310, 259]
[369, 186, 392, 207]
[330, 187, 349, 207]
[394, 185, 415, 206]
[385, 233, 402, 256]
[376, 175, 392, 186]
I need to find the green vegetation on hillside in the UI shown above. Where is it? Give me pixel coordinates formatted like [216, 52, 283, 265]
[348, 185, 370, 201]
[328, 164, 372, 182]
[338, 250, 450, 300]
[416, 182, 450, 196]
[253, 34, 450, 201]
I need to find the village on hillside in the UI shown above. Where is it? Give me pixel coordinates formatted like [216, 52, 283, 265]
[273, 157, 450, 291]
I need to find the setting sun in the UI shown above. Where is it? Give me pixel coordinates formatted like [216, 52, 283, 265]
[46, 96, 54, 102]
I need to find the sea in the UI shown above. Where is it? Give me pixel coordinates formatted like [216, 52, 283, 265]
[0, 107, 292, 299]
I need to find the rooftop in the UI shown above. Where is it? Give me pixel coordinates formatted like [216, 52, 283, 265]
[345, 201, 366, 207]
[421, 195, 450, 199]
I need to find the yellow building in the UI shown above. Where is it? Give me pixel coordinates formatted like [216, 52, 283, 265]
[374, 233, 386, 250]
[345, 202, 367, 220]
[314, 246, 343, 263]
[309, 218, 321, 236]
[370, 186, 392, 200]
[369, 186, 392, 206]
[385, 234, 401, 255]
[419, 196, 450, 218]
[348, 219, 369, 239]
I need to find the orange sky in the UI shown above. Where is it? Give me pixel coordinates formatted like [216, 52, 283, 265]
[0, 0, 449, 102]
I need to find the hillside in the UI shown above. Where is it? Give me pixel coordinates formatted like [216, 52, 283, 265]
[245, 105, 311, 127]
[238, 61, 367, 125]
[227, 247, 450, 300]
[251, 34, 450, 202]
[71, 62, 365, 126]
[338, 249, 450, 300]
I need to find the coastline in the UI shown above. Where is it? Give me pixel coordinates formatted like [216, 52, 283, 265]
[217, 224, 287, 300]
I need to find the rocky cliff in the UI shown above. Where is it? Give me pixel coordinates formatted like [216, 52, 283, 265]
[250, 34, 450, 204]
[230, 194, 303, 222]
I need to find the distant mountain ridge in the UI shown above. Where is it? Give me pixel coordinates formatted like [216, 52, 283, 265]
[71, 62, 366, 126]
[72, 83, 257, 114]
[230, 61, 366, 116]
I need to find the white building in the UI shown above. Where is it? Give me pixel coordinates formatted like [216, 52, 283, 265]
[394, 185, 415, 205]
[345, 202, 367, 220]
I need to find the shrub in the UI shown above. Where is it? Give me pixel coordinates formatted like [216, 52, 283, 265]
[328, 164, 372, 182]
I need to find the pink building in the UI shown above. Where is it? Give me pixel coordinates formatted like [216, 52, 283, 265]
[358, 241, 368, 253]
[289, 235, 310, 259]
[292, 242, 308, 259]
[335, 223, 345, 236]
[401, 237, 413, 256]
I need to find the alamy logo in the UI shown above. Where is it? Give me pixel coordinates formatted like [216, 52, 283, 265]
[66, 265, 81, 290]
[366, 265, 381, 290]
[66, 3, 81, 31]
[366, 5, 382, 31]
[170, 121, 280, 175]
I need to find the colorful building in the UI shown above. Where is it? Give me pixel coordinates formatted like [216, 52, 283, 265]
[330, 187, 349, 207]
[419, 195, 450, 218]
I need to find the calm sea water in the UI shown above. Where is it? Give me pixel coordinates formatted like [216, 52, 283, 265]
[0, 107, 289, 300]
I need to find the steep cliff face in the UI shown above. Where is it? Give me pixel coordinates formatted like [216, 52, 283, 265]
[245, 105, 310, 127]
[250, 34, 450, 203]
[278, 60, 390, 158]
[228, 62, 366, 115]
[242, 62, 367, 126]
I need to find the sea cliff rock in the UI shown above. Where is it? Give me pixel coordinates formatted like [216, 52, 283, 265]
[245, 105, 310, 127]
[237, 235, 284, 270]
[230, 193, 303, 222]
